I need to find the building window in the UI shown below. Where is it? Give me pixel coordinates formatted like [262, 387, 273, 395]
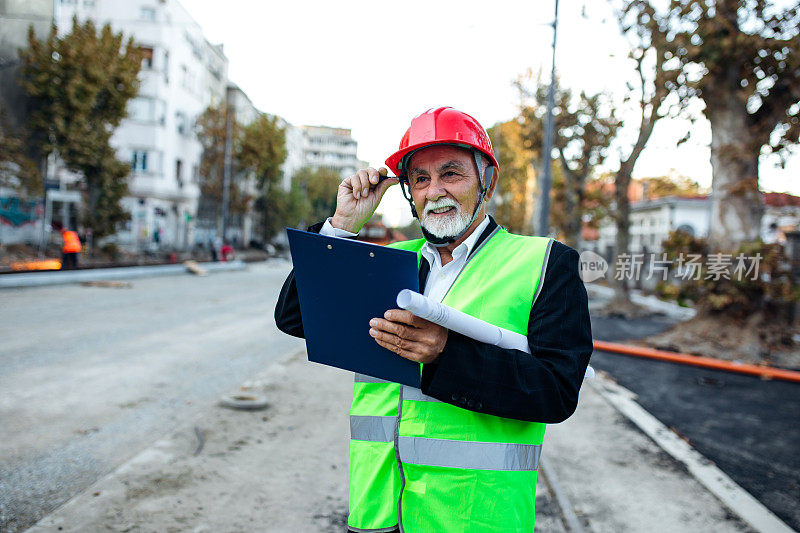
[176, 159, 183, 187]
[163, 50, 170, 83]
[127, 97, 164, 124]
[139, 46, 154, 69]
[140, 7, 156, 21]
[176, 111, 187, 135]
[131, 150, 148, 172]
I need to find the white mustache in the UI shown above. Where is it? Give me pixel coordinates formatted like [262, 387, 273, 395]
[423, 198, 459, 216]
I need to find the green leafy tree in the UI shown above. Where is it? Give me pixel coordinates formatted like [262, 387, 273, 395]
[488, 118, 538, 234]
[239, 114, 287, 190]
[239, 113, 287, 241]
[19, 17, 142, 238]
[196, 107, 287, 242]
[624, 0, 800, 250]
[256, 184, 305, 242]
[196, 104, 247, 221]
[293, 166, 342, 224]
[0, 114, 40, 195]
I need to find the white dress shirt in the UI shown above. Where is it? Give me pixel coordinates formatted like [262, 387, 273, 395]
[321, 215, 490, 304]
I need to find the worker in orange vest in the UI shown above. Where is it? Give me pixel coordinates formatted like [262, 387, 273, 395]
[60, 228, 82, 270]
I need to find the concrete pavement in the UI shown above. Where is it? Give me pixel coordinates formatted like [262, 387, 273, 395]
[27, 347, 776, 533]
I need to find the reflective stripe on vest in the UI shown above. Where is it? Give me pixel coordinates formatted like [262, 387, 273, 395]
[350, 415, 396, 443]
[354, 373, 390, 384]
[398, 436, 541, 471]
[401, 386, 442, 403]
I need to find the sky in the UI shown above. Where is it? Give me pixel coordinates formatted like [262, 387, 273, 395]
[181, 0, 799, 226]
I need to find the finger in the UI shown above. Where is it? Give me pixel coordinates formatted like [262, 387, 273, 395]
[340, 174, 355, 192]
[367, 167, 381, 186]
[370, 317, 419, 341]
[352, 170, 370, 199]
[370, 329, 426, 360]
[383, 309, 418, 326]
[378, 167, 388, 176]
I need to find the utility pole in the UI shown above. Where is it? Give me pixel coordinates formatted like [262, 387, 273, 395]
[535, 0, 560, 237]
[221, 94, 233, 244]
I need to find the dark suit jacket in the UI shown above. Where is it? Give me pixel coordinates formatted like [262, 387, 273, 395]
[274, 217, 593, 423]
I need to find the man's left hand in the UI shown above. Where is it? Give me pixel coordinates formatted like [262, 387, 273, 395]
[369, 309, 448, 364]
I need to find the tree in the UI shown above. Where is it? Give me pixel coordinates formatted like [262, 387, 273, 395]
[638, 174, 704, 199]
[293, 166, 342, 223]
[554, 91, 621, 247]
[487, 118, 538, 234]
[196, 104, 247, 223]
[256, 184, 305, 242]
[19, 17, 143, 238]
[0, 114, 40, 196]
[516, 73, 619, 247]
[605, 0, 693, 311]
[196, 106, 287, 242]
[239, 113, 287, 242]
[625, 0, 800, 250]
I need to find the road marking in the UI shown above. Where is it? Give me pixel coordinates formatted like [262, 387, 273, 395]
[591, 375, 794, 533]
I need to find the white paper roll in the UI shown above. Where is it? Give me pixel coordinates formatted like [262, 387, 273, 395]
[397, 289, 594, 379]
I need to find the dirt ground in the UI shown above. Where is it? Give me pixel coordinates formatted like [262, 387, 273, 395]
[641, 314, 800, 370]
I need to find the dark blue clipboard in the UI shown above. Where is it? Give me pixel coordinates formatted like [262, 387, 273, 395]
[286, 228, 422, 387]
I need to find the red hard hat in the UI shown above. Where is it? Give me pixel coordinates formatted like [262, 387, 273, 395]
[385, 107, 499, 176]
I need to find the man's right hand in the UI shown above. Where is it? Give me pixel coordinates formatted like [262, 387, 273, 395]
[330, 167, 399, 233]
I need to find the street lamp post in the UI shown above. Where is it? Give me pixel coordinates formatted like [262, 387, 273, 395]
[221, 98, 233, 244]
[535, 0, 560, 237]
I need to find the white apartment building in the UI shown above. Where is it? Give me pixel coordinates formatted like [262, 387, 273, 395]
[300, 125, 361, 178]
[592, 193, 800, 256]
[593, 196, 712, 256]
[54, 0, 229, 250]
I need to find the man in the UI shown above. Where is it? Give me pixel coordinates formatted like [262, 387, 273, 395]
[275, 107, 592, 532]
[60, 227, 82, 270]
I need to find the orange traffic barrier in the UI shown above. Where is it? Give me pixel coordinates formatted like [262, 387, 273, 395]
[593, 339, 800, 384]
[10, 259, 62, 271]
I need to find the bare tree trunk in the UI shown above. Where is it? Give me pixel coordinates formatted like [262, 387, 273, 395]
[612, 168, 632, 304]
[706, 104, 763, 251]
[562, 178, 581, 248]
[558, 152, 584, 249]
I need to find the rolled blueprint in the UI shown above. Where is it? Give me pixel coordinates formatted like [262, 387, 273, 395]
[396, 289, 595, 379]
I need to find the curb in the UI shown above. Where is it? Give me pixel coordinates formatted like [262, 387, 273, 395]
[0, 260, 246, 289]
[593, 339, 800, 383]
[590, 375, 794, 533]
[539, 458, 585, 533]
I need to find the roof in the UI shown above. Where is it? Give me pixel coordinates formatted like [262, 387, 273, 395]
[763, 192, 800, 207]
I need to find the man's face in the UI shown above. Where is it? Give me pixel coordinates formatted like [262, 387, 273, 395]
[406, 145, 482, 240]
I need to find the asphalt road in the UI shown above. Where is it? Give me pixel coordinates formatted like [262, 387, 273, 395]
[0, 261, 303, 532]
[591, 315, 800, 532]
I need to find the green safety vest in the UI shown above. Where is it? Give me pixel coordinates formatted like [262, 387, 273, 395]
[348, 227, 554, 532]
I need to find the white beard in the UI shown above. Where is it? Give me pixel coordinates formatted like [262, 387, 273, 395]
[421, 198, 473, 239]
